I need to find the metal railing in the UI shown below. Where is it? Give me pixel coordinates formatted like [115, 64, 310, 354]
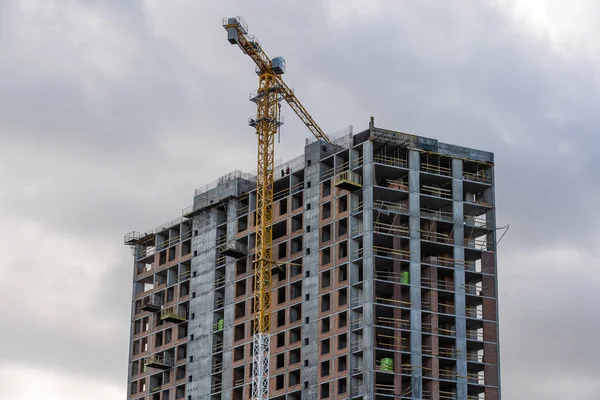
[374, 153, 408, 168]
[421, 162, 451, 176]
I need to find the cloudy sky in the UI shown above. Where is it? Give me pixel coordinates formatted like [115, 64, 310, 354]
[1, 0, 599, 399]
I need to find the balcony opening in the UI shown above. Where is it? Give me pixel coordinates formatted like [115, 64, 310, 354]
[338, 333, 347, 349]
[291, 236, 303, 255]
[289, 369, 301, 386]
[338, 218, 348, 237]
[321, 224, 332, 243]
[338, 288, 348, 306]
[237, 215, 248, 233]
[277, 241, 287, 260]
[277, 332, 286, 347]
[289, 348, 301, 365]
[322, 202, 332, 220]
[234, 302, 245, 319]
[233, 345, 244, 361]
[338, 241, 348, 259]
[276, 353, 285, 369]
[321, 270, 331, 288]
[291, 214, 303, 232]
[322, 180, 332, 197]
[234, 323, 245, 341]
[321, 360, 330, 377]
[320, 382, 330, 399]
[338, 311, 348, 328]
[290, 281, 302, 300]
[278, 287, 286, 304]
[321, 316, 330, 333]
[338, 264, 348, 282]
[290, 258, 302, 276]
[292, 192, 303, 210]
[277, 310, 286, 327]
[338, 195, 348, 213]
[321, 338, 330, 355]
[321, 247, 331, 266]
[289, 328, 301, 343]
[279, 198, 288, 216]
[322, 294, 331, 312]
[290, 304, 301, 323]
[236, 259, 247, 276]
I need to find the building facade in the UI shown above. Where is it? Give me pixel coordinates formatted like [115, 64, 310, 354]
[125, 120, 501, 400]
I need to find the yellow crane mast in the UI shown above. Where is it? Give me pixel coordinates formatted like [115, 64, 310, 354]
[223, 16, 331, 400]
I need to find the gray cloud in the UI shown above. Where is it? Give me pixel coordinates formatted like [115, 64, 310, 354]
[1, 1, 599, 399]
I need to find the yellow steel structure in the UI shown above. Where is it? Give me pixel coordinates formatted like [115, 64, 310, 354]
[223, 16, 330, 400]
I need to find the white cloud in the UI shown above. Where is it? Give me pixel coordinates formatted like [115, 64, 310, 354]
[0, 365, 123, 400]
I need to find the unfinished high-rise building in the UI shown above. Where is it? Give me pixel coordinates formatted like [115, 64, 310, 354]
[125, 120, 501, 400]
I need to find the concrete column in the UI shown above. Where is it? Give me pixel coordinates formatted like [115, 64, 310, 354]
[187, 209, 218, 399]
[301, 141, 322, 399]
[486, 165, 501, 400]
[348, 144, 365, 398]
[220, 199, 239, 399]
[408, 149, 422, 400]
[452, 159, 467, 399]
[361, 139, 375, 399]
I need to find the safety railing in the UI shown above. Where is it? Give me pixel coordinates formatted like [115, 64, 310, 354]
[422, 255, 475, 270]
[376, 333, 409, 351]
[211, 360, 223, 374]
[420, 230, 453, 244]
[373, 245, 411, 261]
[437, 326, 457, 337]
[464, 214, 489, 228]
[213, 274, 226, 289]
[383, 178, 409, 191]
[421, 277, 455, 291]
[439, 390, 457, 399]
[467, 352, 484, 363]
[466, 306, 484, 319]
[421, 162, 451, 176]
[374, 269, 411, 285]
[421, 185, 452, 199]
[374, 153, 408, 168]
[376, 315, 410, 329]
[464, 197, 493, 207]
[212, 341, 224, 353]
[350, 339, 363, 353]
[463, 170, 492, 184]
[462, 283, 485, 296]
[177, 270, 191, 282]
[375, 296, 411, 309]
[137, 246, 156, 260]
[467, 328, 484, 341]
[210, 380, 223, 394]
[465, 237, 491, 251]
[421, 207, 454, 222]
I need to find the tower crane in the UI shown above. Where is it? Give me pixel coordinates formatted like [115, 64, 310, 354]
[223, 16, 331, 400]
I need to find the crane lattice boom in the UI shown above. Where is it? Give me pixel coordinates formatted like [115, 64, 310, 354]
[223, 16, 330, 400]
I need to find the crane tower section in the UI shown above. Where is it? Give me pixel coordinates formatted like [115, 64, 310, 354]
[223, 16, 330, 400]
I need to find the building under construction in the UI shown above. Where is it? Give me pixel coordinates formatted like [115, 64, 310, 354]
[125, 120, 501, 400]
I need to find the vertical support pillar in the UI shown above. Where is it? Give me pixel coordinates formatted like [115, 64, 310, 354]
[452, 159, 467, 399]
[301, 141, 322, 399]
[188, 208, 219, 399]
[221, 199, 239, 399]
[408, 149, 422, 399]
[361, 139, 375, 399]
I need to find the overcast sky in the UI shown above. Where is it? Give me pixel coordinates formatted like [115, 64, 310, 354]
[1, 0, 599, 399]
